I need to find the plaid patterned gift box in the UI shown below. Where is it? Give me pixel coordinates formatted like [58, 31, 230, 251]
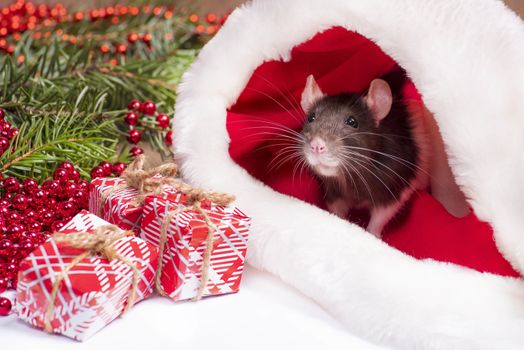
[140, 192, 251, 301]
[15, 210, 159, 341]
[89, 156, 179, 234]
[89, 176, 143, 234]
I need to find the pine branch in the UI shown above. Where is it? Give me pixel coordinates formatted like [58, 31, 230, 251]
[0, 113, 121, 179]
[0, 1, 214, 179]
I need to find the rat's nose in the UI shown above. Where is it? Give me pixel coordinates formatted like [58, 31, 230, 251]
[310, 137, 327, 154]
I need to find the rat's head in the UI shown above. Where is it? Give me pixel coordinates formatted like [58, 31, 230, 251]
[300, 75, 393, 178]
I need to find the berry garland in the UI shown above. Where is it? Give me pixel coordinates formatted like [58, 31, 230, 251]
[0, 1, 230, 315]
[0, 0, 227, 63]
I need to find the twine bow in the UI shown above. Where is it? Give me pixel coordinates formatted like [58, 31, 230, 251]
[97, 155, 178, 215]
[155, 185, 235, 301]
[44, 225, 138, 333]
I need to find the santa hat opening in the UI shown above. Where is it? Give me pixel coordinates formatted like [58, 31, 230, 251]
[227, 27, 518, 277]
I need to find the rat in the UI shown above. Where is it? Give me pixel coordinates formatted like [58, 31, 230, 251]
[299, 74, 429, 237]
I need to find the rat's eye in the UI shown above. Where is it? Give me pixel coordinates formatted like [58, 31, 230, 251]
[307, 113, 316, 123]
[345, 116, 358, 128]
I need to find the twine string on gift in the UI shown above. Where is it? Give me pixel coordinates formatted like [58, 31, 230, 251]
[44, 225, 139, 333]
[96, 155, 178, 216]
[155, 187, 235, 301]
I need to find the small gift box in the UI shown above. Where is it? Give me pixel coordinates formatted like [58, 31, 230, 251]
[141, 190, 251, 301]
[15, 210, 159, 341]
[89, 156, 178, 234]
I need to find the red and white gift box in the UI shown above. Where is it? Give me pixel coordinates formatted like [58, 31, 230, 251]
[15, 210, 159, 341]
[140, 193, 251, 301]
[89, 177, 144, 234]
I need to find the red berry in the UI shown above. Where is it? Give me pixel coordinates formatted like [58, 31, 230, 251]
[27, 221, 42, 232]
[130, 146, 144, 157]
[6, 223, 24, 236]
[0, 239, 13, 256]
[0, 205, 9, 217]
[116, 43, 127, 54]
[0, 121, 11, 138]
[3, 177, 20, 193]
[165, 130, 173, 145]
[124, 111, 139, 126]
[40, 210, 54, 226]
[51, 220, 65, 232]
[0, 137, 9, 152]
[58, 161, 75, 173]
[112, 162, 126, 176]
[59, 201, 76, 218]
[156, 113, 170, 128]
[206, 13, 217, 24]
[19, 239, 35, 254]
[0, 297, 12, 316]
[11, 194, 28, 211]
[127, 32, 139, 44]
[69, 169, 80, 182]
[127, 129, 142, 144]
[142, 100, 156, 116]
[31, 188, 48, 206]
[22, 178, 39, 194]
[53, 168, 69, 182]
[23, 208, 37, 222]
[0, 109, 4, 120]
[77, 180, 90, 191]
[99, 43, 111, 54]
[42, 180, 59, 195]
[72, 189, 87, 204]
[90, 166, 105, 179]
[99, 161, 113, 176]
[128, 99, 142, 112]
[6, 212, 21, 224]
[8, 128, 18, 139]
[141, 33, 152, 44]
[0, 278, 7, 293]
[64, 182, 78, 197]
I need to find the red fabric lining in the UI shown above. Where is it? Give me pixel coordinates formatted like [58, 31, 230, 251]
[226, 27, 519, 277]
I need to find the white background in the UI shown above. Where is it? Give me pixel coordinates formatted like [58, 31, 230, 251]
[0, 266, 387, 350]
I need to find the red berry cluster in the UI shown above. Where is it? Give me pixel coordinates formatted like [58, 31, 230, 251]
[90, 160, 127, 179]
[99, 32, 152, 58]
[0, 161, 89, 310]
[0, 0, 66, 55]
[0, 108, 19, 155]
[124, 99, 173, 157]
[189, 12, 229, 36]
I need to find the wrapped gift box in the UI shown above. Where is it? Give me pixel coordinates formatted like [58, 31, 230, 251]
[89, 177, 143, 234]
[15, 210, 159, 341]
[140, 192, 251, 301]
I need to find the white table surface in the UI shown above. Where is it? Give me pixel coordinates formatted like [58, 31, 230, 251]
[0, 266, 387, 350]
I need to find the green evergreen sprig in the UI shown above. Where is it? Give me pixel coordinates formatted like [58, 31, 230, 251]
[0, 2, 206, 180]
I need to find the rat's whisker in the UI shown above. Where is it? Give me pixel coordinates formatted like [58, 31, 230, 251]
[341, 154, 399, 203]
[238, 124, 304, 140]
[267, 148, 302, 173]
[244, 86, 304, 123]
[342, 150, 416, 191]
[252, 72, 304, 113]
[339, 160, 358, 197]
[342, 145, 429, 177]
[254, 143, 302, 152]
[238, 130, 304, 145]
[339, 157, 376, 207]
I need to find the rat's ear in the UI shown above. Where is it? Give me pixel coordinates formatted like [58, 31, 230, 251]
[301, 75, 325, 112]
[365, 79, 393, 126]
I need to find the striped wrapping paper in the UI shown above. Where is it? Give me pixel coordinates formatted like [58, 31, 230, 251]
[15, 210, 159, 341]
[141, 192, 251, 301]
[89, 177, 143, 234]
